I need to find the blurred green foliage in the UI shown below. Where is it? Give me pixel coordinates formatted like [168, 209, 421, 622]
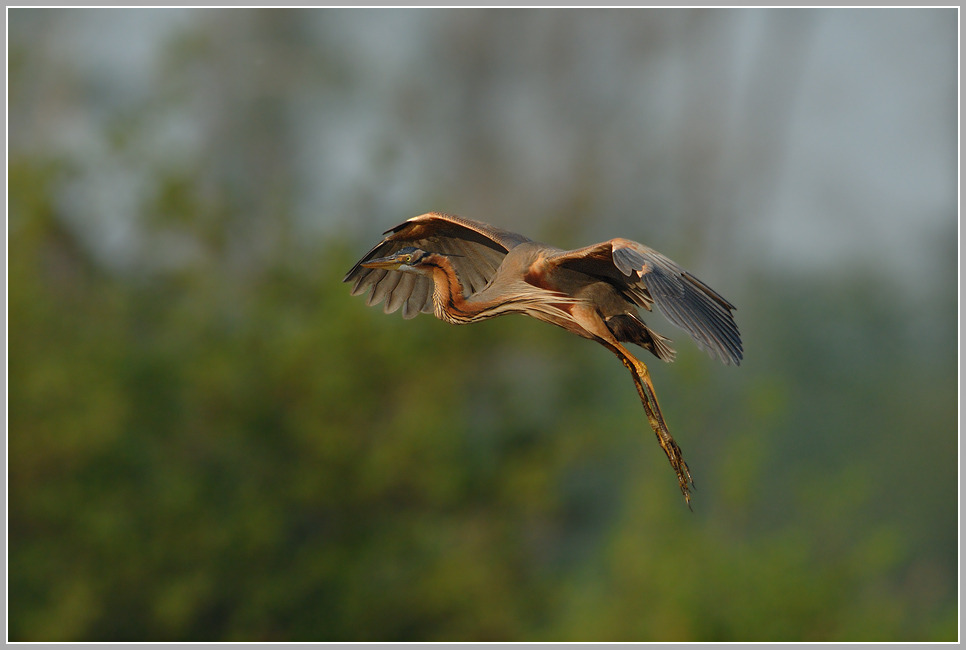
[8, 153, 957, 642]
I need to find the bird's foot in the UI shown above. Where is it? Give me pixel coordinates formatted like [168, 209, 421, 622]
[656, 430, 694, 509]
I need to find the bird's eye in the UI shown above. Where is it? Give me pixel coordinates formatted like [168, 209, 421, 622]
[401, 254, 412, 263]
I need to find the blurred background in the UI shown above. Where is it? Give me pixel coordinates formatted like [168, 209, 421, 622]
[8, 8, 958, 642]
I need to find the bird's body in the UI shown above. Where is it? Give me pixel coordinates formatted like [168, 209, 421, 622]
[345, 212, 742, 506]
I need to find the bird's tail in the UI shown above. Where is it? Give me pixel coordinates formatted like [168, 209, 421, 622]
[605, 314, 677, 363]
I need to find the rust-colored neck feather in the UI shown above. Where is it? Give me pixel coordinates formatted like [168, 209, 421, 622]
[421, 253, 484, 324]
[421, 252, 578, 326]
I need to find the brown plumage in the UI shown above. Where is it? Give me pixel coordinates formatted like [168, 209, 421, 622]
[344, 212, 742, 507]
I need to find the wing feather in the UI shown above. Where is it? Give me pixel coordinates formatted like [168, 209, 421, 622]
[405, 276, 432, 319]
[385, 273, 416, 314]
[344, 212, 529, 317]
[350, 267, 386, 297]
[547, 239, 743, 365]
[367, 270, 400, 307]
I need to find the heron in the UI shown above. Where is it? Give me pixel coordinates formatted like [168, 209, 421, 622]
[344, 212, 742, 506]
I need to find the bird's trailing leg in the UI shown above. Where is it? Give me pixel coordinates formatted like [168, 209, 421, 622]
[569, 305, 694, 507]
[612, 345, 694, 508]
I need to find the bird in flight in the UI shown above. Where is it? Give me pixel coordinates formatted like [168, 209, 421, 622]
[344, 213, 742, 507]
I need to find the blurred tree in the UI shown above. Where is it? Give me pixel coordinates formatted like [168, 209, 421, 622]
[9, 148, 957, 641]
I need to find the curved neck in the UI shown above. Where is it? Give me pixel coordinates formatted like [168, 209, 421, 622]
[423, 254, 489, 324]
[421, 252, 576, 326]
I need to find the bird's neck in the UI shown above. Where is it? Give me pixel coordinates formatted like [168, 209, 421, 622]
[424, 254, 486, 324]
[424, 252, 576, 326]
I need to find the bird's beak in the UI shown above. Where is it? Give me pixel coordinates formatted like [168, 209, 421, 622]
[361, 255, 405, 270]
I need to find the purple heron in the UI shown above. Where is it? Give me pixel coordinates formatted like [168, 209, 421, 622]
[344, 213, 742, 506]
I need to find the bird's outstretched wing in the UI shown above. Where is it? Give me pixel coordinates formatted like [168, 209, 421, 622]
[343, 212, 531, 319]
[545, 239, 743, 365]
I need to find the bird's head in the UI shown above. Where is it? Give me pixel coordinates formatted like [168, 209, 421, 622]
[360, 246, 435, 274]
